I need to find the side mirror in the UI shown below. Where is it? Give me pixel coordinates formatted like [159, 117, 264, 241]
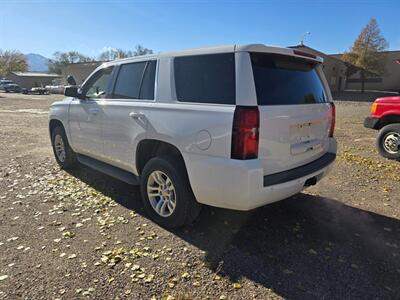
[67, 75, 77, 86]
[64, 86, 81, 98]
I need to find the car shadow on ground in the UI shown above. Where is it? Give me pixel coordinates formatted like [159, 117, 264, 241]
[66, 166, 400, 300]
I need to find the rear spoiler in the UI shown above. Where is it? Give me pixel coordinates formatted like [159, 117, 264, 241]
[235, 44, 324, 64]
[292, 50, 323, 63]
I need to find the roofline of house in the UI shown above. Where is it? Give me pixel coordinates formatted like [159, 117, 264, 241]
[64, 60, 106, 66]
[330, 49, 400, 56]
[11, 71, 60, 77]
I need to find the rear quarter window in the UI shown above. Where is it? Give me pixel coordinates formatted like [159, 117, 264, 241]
[174, 53, 235, 105]
[250, 53, 327, 105]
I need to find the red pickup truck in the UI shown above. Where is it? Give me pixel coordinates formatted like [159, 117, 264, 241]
[364, 96, 400, 160]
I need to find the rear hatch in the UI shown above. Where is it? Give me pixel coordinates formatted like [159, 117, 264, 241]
[250, 52, 334, 175]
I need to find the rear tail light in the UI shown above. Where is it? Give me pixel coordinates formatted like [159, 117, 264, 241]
[231, 106, 259, 160]
[329, 102, 336, 137]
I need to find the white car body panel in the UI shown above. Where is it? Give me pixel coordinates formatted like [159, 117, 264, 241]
[68, 98, 104, 160]
[48, 98, 72, 139]
[257, 103, 332, 175]
[146, 102, 235, 158]
[100, 100, 152, 173]
[49, 44, 337, 211]
[184, 138, 336, 210]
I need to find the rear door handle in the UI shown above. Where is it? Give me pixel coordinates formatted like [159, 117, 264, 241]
[129, 112, 145, 119]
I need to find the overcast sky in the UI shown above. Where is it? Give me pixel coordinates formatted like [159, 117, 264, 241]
[0, 0, 399, 58]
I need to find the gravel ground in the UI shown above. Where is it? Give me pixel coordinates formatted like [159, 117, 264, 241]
[0, 92, 399, 300]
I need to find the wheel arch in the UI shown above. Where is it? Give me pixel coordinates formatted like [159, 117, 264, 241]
[376, 114, 400, 129]
[49, 118, 65, 136]
[135, 139, 186, 177]
[49, 118, 73, 150]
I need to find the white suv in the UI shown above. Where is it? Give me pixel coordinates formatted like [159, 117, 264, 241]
[49, 44, 337, 228]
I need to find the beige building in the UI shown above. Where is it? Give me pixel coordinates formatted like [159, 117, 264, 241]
[8, 72, 60, 89]
[61, 61, 104, 85]
[332, 51, 400, 92]
[289, 45, 348, 92]
[290, 45, 400, 93]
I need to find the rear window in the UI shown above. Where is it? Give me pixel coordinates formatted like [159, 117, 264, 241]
[174, 53, 235, 105]
[250, 53, 327, 105]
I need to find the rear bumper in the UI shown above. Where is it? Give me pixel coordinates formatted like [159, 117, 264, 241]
[183, 138, 337, 211]
[364, 117, 380, 129]
[263, 152, 335, 187]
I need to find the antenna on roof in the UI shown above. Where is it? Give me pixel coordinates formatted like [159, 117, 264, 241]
[300, 32, 311, 46]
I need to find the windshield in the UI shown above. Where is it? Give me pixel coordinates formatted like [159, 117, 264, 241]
[250, 52, 327, 105]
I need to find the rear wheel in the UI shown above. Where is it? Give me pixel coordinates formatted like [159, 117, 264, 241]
[376, 124, 400, 160]
[140, 156, 202, 228]
[51, 126, 78, 169]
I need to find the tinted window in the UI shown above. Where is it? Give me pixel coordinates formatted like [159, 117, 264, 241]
[250, 53, 327, 105]
[113, 62, 146, 99]
[83, 67, 113, 99]
[174, 53, 235, 104]
[139, 60, 157, 100]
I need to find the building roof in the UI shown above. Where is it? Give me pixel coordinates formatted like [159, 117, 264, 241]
[330, 49, 400, 57]
[65, 61, 105, 66]
[11, 72, 60, 77]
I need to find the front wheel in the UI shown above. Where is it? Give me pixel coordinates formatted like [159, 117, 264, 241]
[376, 124, 400, 160]
[140, 156, 202, 228]
[51, 126, 78, 169]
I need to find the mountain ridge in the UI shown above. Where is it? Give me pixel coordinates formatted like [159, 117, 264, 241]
[25, 53, 49, 72]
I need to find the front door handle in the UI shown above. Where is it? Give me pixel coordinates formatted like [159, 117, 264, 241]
[129, 112, 145, 119]
[89, 108, 100, 116]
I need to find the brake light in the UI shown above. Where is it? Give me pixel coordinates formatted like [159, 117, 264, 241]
[293, 50, 317, 59]
[329, 102, 336, 137]
[231, 106, 259, 160]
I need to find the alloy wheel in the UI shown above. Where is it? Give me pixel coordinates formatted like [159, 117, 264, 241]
[147, 170, 177, 217]
[54, 134, 66, 162]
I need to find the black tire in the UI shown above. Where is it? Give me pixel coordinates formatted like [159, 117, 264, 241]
[4, 89, 8, 93]
[140, 156, 202, 228]
[51, 126, 78, 169]
[376, 123, 400, 160]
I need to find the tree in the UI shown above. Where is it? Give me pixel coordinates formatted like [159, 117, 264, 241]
[48, 51, 93, 74]
[0, 50, 28, 77]
[98, 48, 132, 61]
[342, 18, 389, 92]
[132, 44, 153, 56]
[98, 44, 153, 61]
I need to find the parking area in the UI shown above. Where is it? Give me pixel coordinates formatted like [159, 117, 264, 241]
[0, 92, 399, 299]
